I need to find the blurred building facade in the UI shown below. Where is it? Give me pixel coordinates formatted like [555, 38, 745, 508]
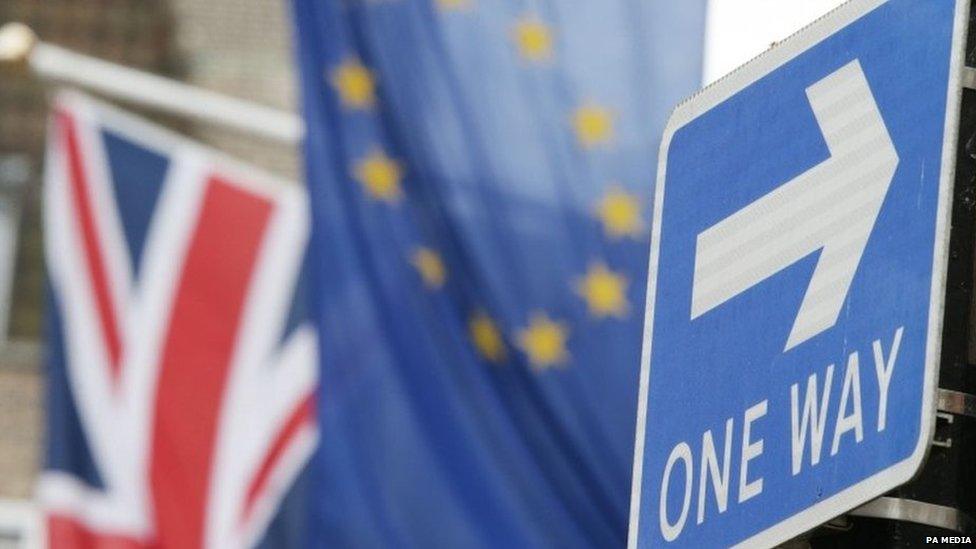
[0, 0, 298, 504]
[169, 0, 300, 178]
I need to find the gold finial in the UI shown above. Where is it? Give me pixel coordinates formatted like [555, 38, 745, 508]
[0, 23, 37, 67]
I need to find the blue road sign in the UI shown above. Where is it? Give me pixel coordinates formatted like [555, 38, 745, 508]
[628, 0, 969, 546]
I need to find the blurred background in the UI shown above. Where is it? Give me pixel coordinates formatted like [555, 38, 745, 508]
[0, 0, 844, 546]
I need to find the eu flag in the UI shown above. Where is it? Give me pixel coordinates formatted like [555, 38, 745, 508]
[291, 1, 706, 546]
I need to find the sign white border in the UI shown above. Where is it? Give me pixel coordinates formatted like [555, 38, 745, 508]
[627, 0, 970, 546]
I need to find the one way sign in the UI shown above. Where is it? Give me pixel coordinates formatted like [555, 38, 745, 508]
[629, 0, 969, 547]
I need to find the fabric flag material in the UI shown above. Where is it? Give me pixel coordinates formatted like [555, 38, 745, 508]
[292, 1, 706, 546]
[39, 92, 317, 549]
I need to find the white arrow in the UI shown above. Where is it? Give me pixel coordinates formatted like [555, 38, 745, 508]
[691, 60, 898, 351]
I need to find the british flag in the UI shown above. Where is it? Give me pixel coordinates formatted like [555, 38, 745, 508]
[38, 92, 318, 549]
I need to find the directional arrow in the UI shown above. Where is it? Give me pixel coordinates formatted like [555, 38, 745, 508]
[691, 60, 899, 351]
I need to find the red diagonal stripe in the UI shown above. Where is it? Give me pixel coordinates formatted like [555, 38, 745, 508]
[240, 393, 315, 525]
[59, 111, 123, 380]
[149, 176, 272, 549]
[47, 514, 147, 549]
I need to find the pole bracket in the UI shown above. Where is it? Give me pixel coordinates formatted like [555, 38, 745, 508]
[849, 497, 976, 535]
[963, 66, 976, 90]
[938, 388, 976, 419]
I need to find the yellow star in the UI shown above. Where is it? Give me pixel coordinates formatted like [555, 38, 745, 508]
[469, 311, 506, 362]
[512, 17, 553, 62]
[597, 186, 643, 238]
[353, 149, 403, 202]
[572, 104, 613, 148]
[575, 262, 629, 318]
[329, 58, 376, 110]
[517, 312, 569, 370]
[411, 247, 446, 289]
[436, 0, 472, 11]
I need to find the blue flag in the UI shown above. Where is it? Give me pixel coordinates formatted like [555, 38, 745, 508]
[291, 1, 706, 546]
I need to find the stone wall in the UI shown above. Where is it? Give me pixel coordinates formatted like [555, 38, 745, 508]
[168, 0, 300, 178]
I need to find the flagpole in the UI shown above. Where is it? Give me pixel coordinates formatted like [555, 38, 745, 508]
[0, 22, 303, 145]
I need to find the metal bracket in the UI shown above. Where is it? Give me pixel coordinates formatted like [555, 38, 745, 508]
[938, 388, 976, 419]
[932, 412, 954, 449]
[931, 389, 974, 448]
[850, 497, 976, 535]
[964, 66, 976, 90]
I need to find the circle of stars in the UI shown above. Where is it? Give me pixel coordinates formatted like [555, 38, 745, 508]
[324, 9, 649, 374]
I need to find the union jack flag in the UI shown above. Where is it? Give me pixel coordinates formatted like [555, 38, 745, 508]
[38, 92, 318, 549]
